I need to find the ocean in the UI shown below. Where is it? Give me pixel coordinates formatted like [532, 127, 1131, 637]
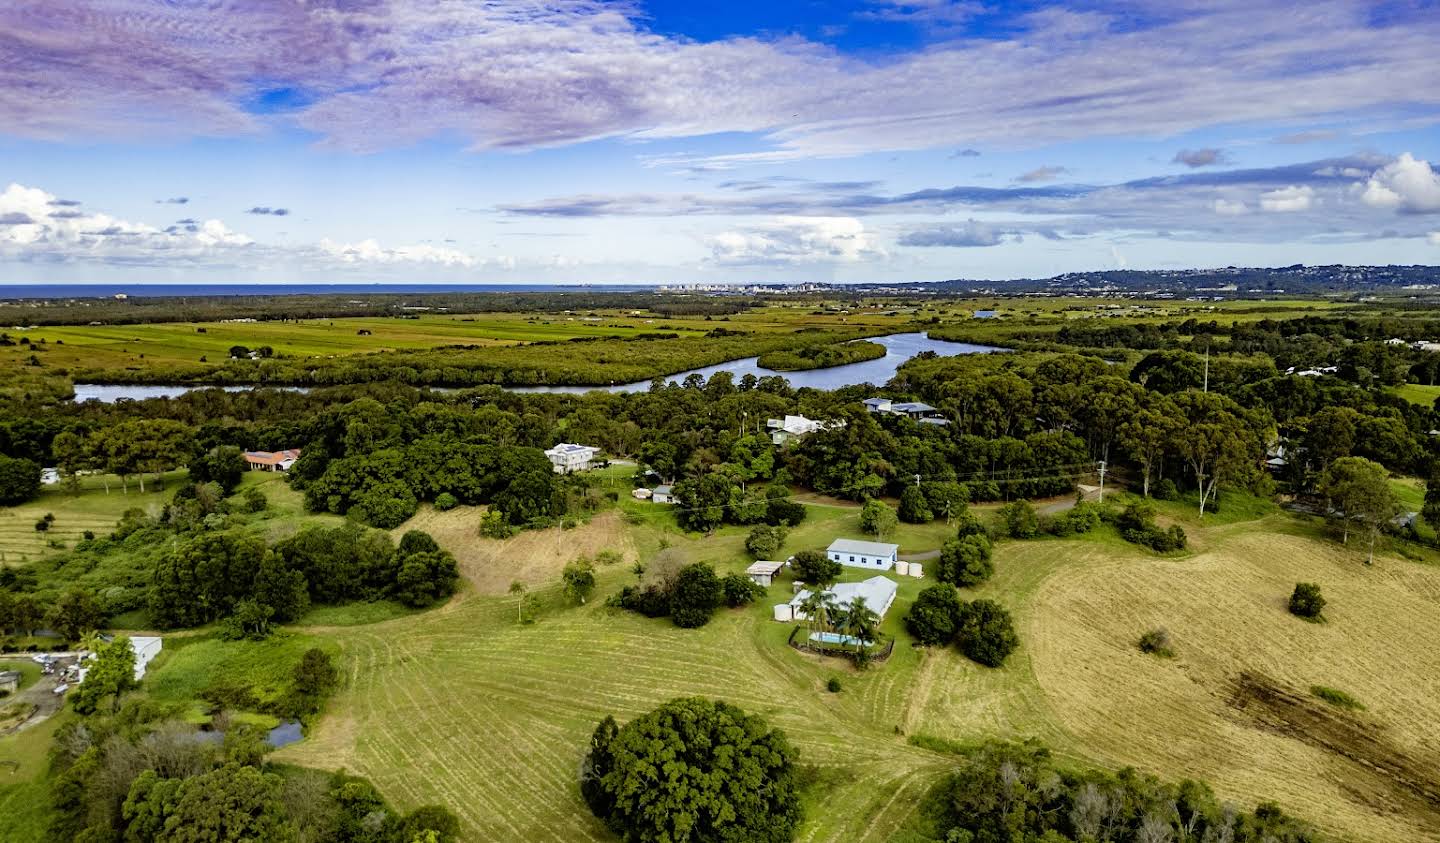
[0, 283, 663, 298]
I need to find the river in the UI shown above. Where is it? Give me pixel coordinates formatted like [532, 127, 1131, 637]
[70, 332, 1000, 402]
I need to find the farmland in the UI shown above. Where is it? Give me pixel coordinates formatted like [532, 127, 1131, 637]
[271, 493, 1440, 843]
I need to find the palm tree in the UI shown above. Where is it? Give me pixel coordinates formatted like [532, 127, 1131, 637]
[842, 596, 880, 659]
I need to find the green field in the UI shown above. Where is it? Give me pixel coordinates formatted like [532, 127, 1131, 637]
[1389, 382, 1440, 407]
[267, 494, 1440, 843]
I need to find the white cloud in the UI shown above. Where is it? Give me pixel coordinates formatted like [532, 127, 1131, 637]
[1212, 198, 1248, 216]
[707, 216, 883, 265]
[0, 182, 253, 264]
[1259, 185, 1314, 213]
[316, 238, 478, 267]
[1429, 231, 1440, 246]
[1361, 153, 1440, 213]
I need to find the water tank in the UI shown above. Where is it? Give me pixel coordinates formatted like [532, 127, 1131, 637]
[773, 604, 794, 622]
[894, 560, 911, 577]
[909, 563, 924, 578]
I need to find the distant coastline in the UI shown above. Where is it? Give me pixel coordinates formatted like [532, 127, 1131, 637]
[0, 283, 662, 299]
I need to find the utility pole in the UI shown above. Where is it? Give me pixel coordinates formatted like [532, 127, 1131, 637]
[1097, 460, 1107, 503]
[914, 473, 922, 487]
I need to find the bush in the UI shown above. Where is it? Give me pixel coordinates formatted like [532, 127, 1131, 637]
[998, 500, 1039, 539]
[937, 535, 992, 587]
[0, 454, 41, 506]
[1310, 685, 1364, 710]
[240, 487, 267, 513]
[670, 563, 723, 628]
[581, 698, 801, 843]
[1152, 478, 1180, 500]
[906, 584, 962, 646]
[1044, 501, 1102, 537]
[955, 599, 1018, 667]
[790, 549, 841, 586]
[826, 677, 842, 693]
[859, 499, 897, 538]
[721, 573, 765, 607]
[34, 519, 49, 532]
[434, 492, 459, 511]
[745, 524, 787, 559]
[1138, 627, 1174, 658]
[1116, 501, 1187, 552]
[1289, 582, 1325, 620]
[479, 510, 513, 539]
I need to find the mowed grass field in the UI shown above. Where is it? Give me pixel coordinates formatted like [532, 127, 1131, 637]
[1, 305, 914, 373]
[275, 496, 1440, 843]
[0, 471, 185, 564]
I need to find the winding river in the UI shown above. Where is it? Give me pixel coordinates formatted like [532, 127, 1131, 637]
[70, 332, 1000, 402]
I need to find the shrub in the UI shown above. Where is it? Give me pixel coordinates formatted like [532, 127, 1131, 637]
[240, 487, 267, 513]
[1289, 582, 1325, 620]
[859, 499, 898, 538]
[1116, 501, 1187, 552]
[581, 698, 801, 843]
[906, 584, 962, 646]
[34, 519, 49, 532]
[826, 677, 842, 693]
[434, 492, 459, 511]
[955, 599, 1018, 668]
[0, 454, 41, 506]
[1310, 685, 1364, 710]
[1044, 501, 1102, 537]
[1152, 478, 1180, 500]
[999, 500, 1039, 539]
[937, 535, 993, 587]
[745, 524, 787, 559]
[953, 511, 988, 540]
[721, 573, 765, 607]
[1137, 627, 1174, 658]
[479, 510, 513, 539]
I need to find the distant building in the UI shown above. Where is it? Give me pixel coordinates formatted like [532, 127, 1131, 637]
[827, 538, 899, 571]
[766, 414, 842, 446]
[651, 484, 675, 504]
[0, 670, 19, 694]
[544, 443, 599, 474]
[131, 636, 162, 681]
[243, 449, 301, 472]
[863, 397, 947, 425]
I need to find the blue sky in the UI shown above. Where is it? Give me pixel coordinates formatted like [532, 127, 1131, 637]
[2, 0, 1439, 285]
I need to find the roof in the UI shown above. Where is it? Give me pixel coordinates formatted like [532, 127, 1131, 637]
[891, 401, 936, 413]
[792, 576, 898, 617]
[243, 449, 301, 465]
[0, 670, 19, 681]
[828, 538, 899, 557]
[746, 560, 785, 575]
[862, 397, 891, 407]
[653, 484, 673, 494]
[545, 443, 597, 456]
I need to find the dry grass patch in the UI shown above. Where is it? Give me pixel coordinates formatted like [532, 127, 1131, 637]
[395, 508, 636, 596]
[1026, 525, 1440, 843]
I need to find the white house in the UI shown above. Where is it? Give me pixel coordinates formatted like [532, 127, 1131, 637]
[827, 538, 899, 571]
[863, 397, 946, 424]
[131, 636, 162, 681]
[651, 484, 675, 504]
[785, 576, 898, 622]
[544, 443, 599, 474]
[766, 415, 842, 446]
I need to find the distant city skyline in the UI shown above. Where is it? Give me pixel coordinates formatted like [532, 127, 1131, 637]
[2, 0, 1439, 284]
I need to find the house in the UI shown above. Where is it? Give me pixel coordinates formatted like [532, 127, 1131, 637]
[0, 670, 19, 694]
[131, 636, 162, 681]
[745, 560, 785, 587]
[863, 397, 947, 425]
[243, 449, 301, 472]
[543, 443, 599, 474]
[827, 538, 899, 571]
[652, 484, 675, 504]
[783, 576, 898, 622]
[766, 414, 842, 446]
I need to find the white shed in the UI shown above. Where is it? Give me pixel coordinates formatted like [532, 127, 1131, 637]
[746, 560, 785, 587]
[827, 538, 899, 571]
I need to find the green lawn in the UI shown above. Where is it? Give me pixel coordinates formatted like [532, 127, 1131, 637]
[1388, 383, 1440, 407]
[0, 470, 187, 564]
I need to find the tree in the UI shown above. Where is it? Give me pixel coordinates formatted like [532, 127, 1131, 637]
[1289, 582, 1325, 620]
[790, 549, 840, 587]
[745, 524, 786, 559]
[149, 531, 267, 628]
[508, 580, 529, 623]
[999, 500, 1039, 539]
[841, 596, 879, 660]
[955, 599, 1019, 668]
[859, 499, 897, 539]
[219, 598, 275, 641]
[287, 647, 339, 716]
[1316, 456, 1399, 564]
[0, 454, 40, 505]
[51, 429, 94, 494]
[1170, 392, 1259, 516]
[47, 588, 106, 642]
[670, 563, 723, 628]
[393, 550, 459, 608]
[898, 484, 933, 523]
[71, 636, 137, 714]
[937, 535, 993, 587]
[124, 762, 296, 843]
[189, 445, 247, 494]
[562, 558, 597, 604]
[252, 551, 310, 623]
[1118, 402, 1179, 498]
[906, 584, 962, 646]
[580, 698, 801, 843]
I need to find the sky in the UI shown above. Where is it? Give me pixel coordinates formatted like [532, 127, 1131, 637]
[2, 0, 1440, 286]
